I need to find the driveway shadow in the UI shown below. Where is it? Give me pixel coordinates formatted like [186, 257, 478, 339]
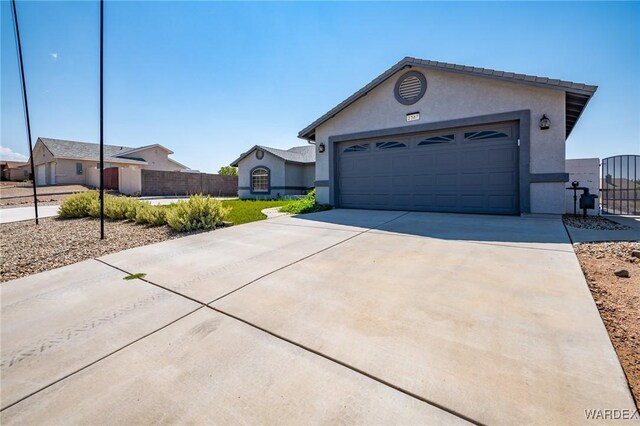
[288, 209, 571, 247]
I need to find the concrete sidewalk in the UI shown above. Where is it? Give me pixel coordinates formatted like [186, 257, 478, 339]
[0, 205, 60, 224]
[1, 210, 636, 424]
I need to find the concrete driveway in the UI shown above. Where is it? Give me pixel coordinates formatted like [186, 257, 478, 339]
[1, 210, 636, 424]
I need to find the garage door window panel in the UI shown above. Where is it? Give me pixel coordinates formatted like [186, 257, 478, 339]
[251, 167, 270, 193]
[343, 144, 369, 153]
[464, 128, 511, 142]
[376, 141, 407, 150]
[418, 134, 455, 146]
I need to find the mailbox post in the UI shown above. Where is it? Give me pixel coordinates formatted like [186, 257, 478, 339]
[567, 181, 598, 217]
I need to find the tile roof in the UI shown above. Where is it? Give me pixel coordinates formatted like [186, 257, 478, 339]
[298, 56, 598, 140]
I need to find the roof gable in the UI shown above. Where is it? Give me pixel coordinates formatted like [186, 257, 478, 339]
[298, 56, 597, 140]
[230, 145, 316, 167]
[116, 144, 174, 157]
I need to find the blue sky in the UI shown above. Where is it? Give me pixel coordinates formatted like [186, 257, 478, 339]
[1, 1, 638, 172]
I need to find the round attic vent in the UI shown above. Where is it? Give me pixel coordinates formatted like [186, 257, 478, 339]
[394, 71, 426, 105]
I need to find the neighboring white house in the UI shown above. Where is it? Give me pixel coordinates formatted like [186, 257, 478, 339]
[298, 57, 598, 215]
[230, 145, 315, 199]
[30, 138, 189, 186]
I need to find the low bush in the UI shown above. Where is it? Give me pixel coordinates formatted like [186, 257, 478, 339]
[105, 197, 143, 221]
[166, 195, 229, 232]
[280, 189, 332, 215]
[135, 203, 167, 227]
[58, 192, 235, 232]
[58, 191, 99, 218]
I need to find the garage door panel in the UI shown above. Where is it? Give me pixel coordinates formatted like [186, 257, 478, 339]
[371, 157, 393, 174]
[435, 195, 458, 208]
[460, 195, 485, 209]
[488, 147, 517, 165]
[459, 172, 486, 187]
[488, 171, 517, 187]
[432, 152, 458, 169]
[389, 156, 413, 173]
[390, 194, 411, 208]
[390, 175, 412, 190]
[488, 195, 517, 210]
[435, 173, 458, 187]
[413, 174, 437, 188]
[340, 176, 371, 192]
[337, 122, 519, 214]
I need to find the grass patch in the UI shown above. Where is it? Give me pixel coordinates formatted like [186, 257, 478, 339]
[220, 199, 289, 225]
[279, 189, 331, 215]
[124, 272, 147, 280]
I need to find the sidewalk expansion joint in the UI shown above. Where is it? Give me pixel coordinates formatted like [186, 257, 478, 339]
[208, 304, 483, 426]
[0, 306, 203, 413]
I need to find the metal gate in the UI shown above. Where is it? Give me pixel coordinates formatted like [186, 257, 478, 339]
[601, 155, 639, 215]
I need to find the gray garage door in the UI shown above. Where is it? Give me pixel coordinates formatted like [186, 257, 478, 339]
[337, 121, 519, 214]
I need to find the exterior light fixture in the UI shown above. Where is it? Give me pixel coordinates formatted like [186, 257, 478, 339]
[318, 143, 326, 153]
[539, 114, 550, 130]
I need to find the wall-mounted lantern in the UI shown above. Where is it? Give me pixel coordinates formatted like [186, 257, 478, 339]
[539, 114, 551, 130]
[318, 143, 326, 153]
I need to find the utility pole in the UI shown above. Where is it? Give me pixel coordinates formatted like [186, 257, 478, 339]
[11, 0, 39, 225]
[99, 0, 105, 239]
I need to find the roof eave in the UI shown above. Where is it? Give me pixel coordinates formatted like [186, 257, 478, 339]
[53, 155, 148, 165]
[230, 145, 260, 167]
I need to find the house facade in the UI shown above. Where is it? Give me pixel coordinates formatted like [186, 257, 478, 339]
[31, 138, 189, 186]
[298, 57, 597, 215]
[230, 145, 315, 199]
[0, 161, 29, 181]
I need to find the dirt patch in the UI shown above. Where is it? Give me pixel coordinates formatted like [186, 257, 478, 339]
[0, 185, 92, 208]
[563, 214, 631, 230]
[0, 217, 209, 283]
[574, 241, 640, 408]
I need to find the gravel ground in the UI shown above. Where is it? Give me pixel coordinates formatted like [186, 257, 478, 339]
[0, 217, 210, 283]
[563, 214, 631, 230]
[0, 184, 91, 208]
[0, 194, 73, 208]
[574, 241, 640, 408]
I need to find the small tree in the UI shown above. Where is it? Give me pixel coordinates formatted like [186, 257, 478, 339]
[218, 166, 238, 176]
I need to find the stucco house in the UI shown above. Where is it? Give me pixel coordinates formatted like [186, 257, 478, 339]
[0, 161, 29, 181]
[298, 57, 597, 215]
[31, 138, 189, 186]
[230, 145, 315, 199]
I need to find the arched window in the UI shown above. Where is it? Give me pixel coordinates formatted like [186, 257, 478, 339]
[251, 167, 269, 193]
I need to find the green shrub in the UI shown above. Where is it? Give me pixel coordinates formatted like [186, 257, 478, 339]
[280, 189, 331, 215]
[166, 195, 229, 232]
[58, 191, 99, 218]
[135, 203, 167, 227]
[105, 197, 144, 221]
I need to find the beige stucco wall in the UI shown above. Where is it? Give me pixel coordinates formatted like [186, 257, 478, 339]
[119, 167, 142, 195]
[135, 147, 184, 171]
[7, 168, 29, 181]
[312, 67, 567, 214]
